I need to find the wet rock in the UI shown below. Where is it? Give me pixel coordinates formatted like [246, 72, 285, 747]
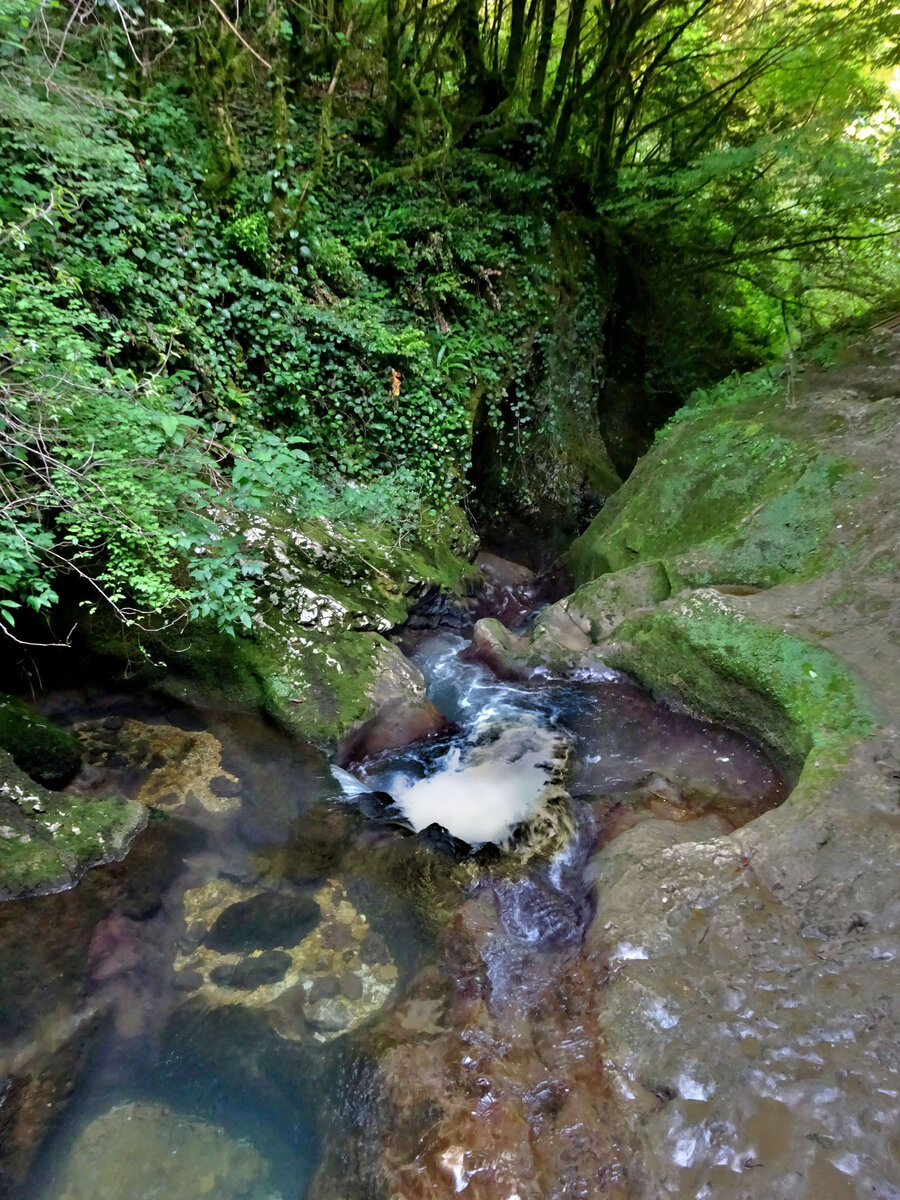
[176, 878, 398, 1044]
[209, 774, 241, 798]
[0, 694, 82, 789]
[204, 891, 321, 954]
[0, 750, 146, 901]
[335, 696, 454, 767]
[46, 1101, 279, 1200]
[0, 1008, 105, 1198]
[461, 618, 532, 680]
[75, 719, 242, 815]
[209, 950, 292, 990]
[418, 822, 472, 858]
[356, 789, 415, 832]
[405, 585, 477, 631]
[536, 561, 671, 648]
[472, 552, 541, 629]
[542, 329, 900, 1197]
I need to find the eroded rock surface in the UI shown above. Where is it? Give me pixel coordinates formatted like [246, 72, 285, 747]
[489, 326, 900, 1197]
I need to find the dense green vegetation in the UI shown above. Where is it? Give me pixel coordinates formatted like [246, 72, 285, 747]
[0, 0, 897, 641]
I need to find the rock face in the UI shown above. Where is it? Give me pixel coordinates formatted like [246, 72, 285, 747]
[494, 326, 900, 1197]
[76, 508, 480, 754]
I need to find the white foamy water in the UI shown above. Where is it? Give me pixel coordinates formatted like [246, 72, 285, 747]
[389, 721, 562, 845]
[335, 633, 579, 847]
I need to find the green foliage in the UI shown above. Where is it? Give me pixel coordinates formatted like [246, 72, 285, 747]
[0, 0, 896, 643]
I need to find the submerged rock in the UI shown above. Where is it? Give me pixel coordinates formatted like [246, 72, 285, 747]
[47, 1101, 278, 1200]
[75, 718, 242, 814]
[174, 877, 397, 1044]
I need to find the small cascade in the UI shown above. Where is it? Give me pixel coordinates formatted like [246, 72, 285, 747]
[338, 632, 586, 855]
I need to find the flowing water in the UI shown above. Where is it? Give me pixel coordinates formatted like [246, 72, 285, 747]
[0, 612, 787, 1199]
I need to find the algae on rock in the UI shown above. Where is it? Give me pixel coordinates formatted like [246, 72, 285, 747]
[80, 506, 480, 751]
[0, 694, 82, 789]
[0, 750, 146, 900]
[566, 405, 857, 592]
[600, 589, 874, 786]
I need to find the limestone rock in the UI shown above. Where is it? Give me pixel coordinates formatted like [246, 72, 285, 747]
[174, 877, 398, 1044]
[76, 718, 242, 814]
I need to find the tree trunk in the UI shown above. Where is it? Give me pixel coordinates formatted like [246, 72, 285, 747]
[542, 0, 586, 127]
[529, 0, 556, 114]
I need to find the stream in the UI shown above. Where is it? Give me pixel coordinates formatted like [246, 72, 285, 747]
[0, 593, 786, 1199]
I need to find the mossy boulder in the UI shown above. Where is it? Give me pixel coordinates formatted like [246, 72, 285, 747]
[599, 588, 874, 788]
[0, 694, 82, 788]
[243, 505, 479, 634]
[534, 561, 672, 648]
[566, 404, 858, 591]
[78, 506, 480, 752]
[0, 750, 146, 900]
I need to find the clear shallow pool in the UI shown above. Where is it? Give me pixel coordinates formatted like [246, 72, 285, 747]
[0, 627, 786, 1200]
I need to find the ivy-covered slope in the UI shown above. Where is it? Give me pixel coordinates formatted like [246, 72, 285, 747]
[0, 31, 614, 641]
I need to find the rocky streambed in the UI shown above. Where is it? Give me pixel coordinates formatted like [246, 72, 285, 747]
[2, 325, 900, 1199]
[0, 577, 788, 1200]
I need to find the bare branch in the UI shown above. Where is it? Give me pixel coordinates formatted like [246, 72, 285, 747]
[206, 0, 272, 70]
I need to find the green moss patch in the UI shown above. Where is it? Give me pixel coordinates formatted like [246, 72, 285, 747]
[0, 750, 146, 900]
[602, 591, 874, 793]
[567, 408, 856, 591]
[0, 694, 82, 789]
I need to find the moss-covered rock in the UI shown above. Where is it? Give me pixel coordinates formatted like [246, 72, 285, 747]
[241, 505, 479, 634]
[566, 406, 858, 591]
[239, 616, 442, 754]
[537, 561, 672, 644]
[0, 750, 146, 900]
[540, 328, 900, 1200]
[76, 505, 480, 752]
[0, 694, 82, 788]
[599, 589, 874, 787]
